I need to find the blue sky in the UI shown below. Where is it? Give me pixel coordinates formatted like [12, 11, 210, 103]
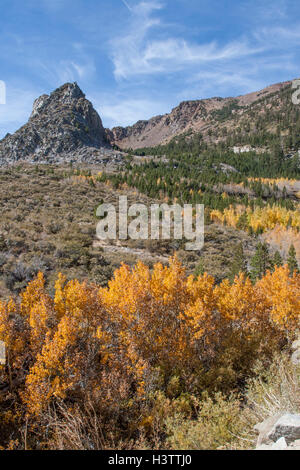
[0, 0, 300, 138]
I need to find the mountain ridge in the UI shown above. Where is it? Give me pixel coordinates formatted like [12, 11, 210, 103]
[107, 79, 294, 150]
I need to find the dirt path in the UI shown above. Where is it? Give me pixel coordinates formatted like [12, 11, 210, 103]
[93, 240, 169, 262]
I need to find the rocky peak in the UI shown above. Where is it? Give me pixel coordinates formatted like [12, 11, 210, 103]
[52, 82, 85, 102]
[0, 82, 111, 165]
[30, 83, 86, 120]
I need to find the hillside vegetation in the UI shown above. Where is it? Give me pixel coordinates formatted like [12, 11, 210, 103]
[0, 257, 299, 449]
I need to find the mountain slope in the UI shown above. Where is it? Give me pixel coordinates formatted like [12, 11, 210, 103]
[107, 80, 294, 150]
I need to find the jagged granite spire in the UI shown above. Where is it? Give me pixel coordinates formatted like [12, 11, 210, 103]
[0, 82, 114, 164]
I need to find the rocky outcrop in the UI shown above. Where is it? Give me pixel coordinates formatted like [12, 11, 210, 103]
[0, 82, 119, 165]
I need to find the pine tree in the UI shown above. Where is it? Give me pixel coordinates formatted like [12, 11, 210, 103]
[229, 242, 248, 282]
[250, 242, 272, 281]
[194, 259, 205, 277]
[236, 212, 249, 231]
[287, 244, 299, 275]
[273, 250, 283, 268]
[271, 143, 284, 171]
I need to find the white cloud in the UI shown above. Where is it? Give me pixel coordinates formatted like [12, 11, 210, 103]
[178, 71, 265, 102]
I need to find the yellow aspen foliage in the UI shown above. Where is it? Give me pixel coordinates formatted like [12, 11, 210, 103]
[184, 272, 216, 341]
[247, 177, 297, 185]
[54, 272, 67, 319]
[257, 265, 300, 329]
[23, 279, 109, 415]
[100, 257, 195, 383]
[0, 258, 299, 418]
[211, 204, 300, 233]
[20, 272, 56, 354]
[20, 271, 46, 318]
[23, 315, 81, 414]
[215, 274, 265, 324]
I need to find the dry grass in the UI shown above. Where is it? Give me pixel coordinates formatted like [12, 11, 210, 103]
[246, 352, 300, 419]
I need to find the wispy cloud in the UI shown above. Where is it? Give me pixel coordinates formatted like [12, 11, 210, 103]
[255, 23, 300, 45]
[110, 1, 265, 79]
[28, 0, 71, 11]
[110, 1, 163, 79]
[38, 57, 96, 84]
[121, 0, 133, 12]
[110, 0, 300, 88]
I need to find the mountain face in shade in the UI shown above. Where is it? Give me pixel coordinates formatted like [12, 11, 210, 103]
[0, 82, 118, 165]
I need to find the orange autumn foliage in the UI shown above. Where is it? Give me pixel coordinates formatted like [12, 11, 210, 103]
[0, 257, 299, 416]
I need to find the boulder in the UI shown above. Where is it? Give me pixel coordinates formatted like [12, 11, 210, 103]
[268, 414, 300, 444]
